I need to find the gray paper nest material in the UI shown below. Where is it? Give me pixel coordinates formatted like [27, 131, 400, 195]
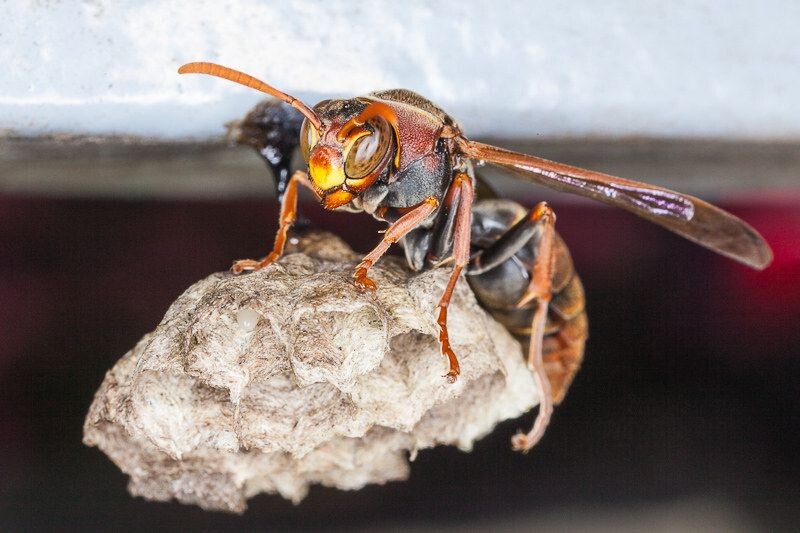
[83, 232, 540, 512]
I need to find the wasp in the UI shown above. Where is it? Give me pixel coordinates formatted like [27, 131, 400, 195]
[178, 62, 772, 452]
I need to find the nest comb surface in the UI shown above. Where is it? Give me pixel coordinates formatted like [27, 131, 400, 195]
[83, 231, 540, 512]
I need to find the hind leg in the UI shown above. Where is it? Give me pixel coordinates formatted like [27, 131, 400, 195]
[509, 202, 557, 452]
[469, 201, 558, 451]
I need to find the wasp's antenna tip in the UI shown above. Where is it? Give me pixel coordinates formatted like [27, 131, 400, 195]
[178, 62, 201, 75]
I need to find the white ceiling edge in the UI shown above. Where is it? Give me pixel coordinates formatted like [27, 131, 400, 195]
[2, 1, 799, 140]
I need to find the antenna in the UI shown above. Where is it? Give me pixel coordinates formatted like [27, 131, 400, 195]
[178, 61, 321, 131]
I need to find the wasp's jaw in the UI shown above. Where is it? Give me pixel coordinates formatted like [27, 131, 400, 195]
[320, 189, 355, 210]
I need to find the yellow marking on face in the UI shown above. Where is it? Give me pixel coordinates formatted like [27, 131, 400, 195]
[308, 146, 346, 192]
[309, 160, 346, 192]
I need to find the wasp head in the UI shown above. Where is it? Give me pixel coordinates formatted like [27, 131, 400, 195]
[301, 99, 401, 209]
[177, 62, 401, 210]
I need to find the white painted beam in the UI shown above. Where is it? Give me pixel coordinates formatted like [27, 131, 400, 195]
[2, 1, 799, 140]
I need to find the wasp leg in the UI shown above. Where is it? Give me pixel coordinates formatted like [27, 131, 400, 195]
[232, 170, 317, 274]
[499, 202, 557, 452]
[434, 173, 474, 382]
[353, 197, 439, 291]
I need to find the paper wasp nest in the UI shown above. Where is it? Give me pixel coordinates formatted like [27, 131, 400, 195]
[83, 232, 539, 513]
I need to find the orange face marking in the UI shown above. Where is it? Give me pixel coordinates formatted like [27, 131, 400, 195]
[322, 189, 355, 210]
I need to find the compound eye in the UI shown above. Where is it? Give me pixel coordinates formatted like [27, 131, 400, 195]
[344, 118, 392, 179]
[299, 118, 319, 162]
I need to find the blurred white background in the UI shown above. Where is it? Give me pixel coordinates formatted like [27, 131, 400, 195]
[2, 0, 799, 140]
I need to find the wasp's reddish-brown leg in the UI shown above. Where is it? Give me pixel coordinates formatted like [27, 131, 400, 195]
[353, 197, 439, 290]
[435, 173, 474, 383]
[508, 202, 557, 452]
[232, 170, 318, 274]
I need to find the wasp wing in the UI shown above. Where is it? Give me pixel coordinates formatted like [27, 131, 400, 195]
[458, 139, 772, 270]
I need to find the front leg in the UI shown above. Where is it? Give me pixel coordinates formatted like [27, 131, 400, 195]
[352, 197, 439, 290]
[232, 170, 317, 274]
